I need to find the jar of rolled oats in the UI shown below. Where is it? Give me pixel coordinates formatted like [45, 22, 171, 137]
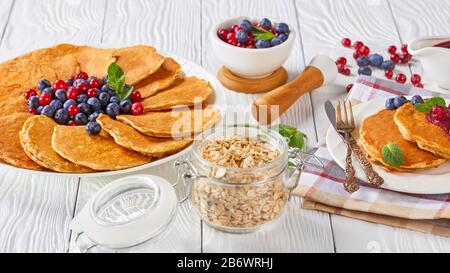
[174, 125, 323, 233]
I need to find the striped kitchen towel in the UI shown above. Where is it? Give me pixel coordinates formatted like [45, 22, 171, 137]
[294, 76, 450, 237]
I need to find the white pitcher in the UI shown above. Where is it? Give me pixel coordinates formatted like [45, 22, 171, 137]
[408, 36, 450, 92]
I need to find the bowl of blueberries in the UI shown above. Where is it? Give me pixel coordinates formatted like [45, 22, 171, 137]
[210, 16, 295, 79]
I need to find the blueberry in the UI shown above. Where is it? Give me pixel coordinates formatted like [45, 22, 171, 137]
[43, 87, 54, 98]
[41, 105, 56, 118]
[49, 99, 63, 110]
[86, 121, 102, 135]
[36, 106, 44, 115]
[255, 39, 270, 48]
[74, 113, 88, 125]
[394, 96, 408, 108]
[106, 102, 120, 117]
[259, 18, 272, 29]
[78, 102, 92, 115]
[107, 90, 116, 97]
[119, 99, 132, 114]
[54, 109, 70, 125]
[88, 112, 101, 122]
[358, 66, 372, 76]
[239, 19, 252, 32]
[109, 96, 120, 104]
[385, 98, 396, 110]
[357, 56, 370, 67]
[63, 99, 78, 110]
[235, 30, 249, 43]
[275, 22, 289, 34]
[37, 79, 51, 91]
[77, 94, 89, 104]
[87, 97, 101, 111]
[278, 33, 288, 41]
[73, 79, 87, 87]
[55, 89, 67, 102]
[411, 95, 424, 105]
[103, 75, 108, 85]
[368, 54, 384, 67]
[270, 37, 283, 47]
[100, 85, 112, 93]
[99, 92, 111, 107]
[28, 96, 40, 108]
[65, 79, 74, 87]
[381, 60, 396, 71]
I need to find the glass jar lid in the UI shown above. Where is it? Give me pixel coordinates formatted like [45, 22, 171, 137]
[71, 175, 177, 251]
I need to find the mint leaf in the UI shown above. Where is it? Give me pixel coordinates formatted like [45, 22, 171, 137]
[107, 63, 133, 101]
[251, 26, 274, 41]
[381, 142, 404, 168]
[426, 97, 446, 108]
[273, 124, 306, 149]
[121, 85, 133, 101]
[414, 103, 431, 113]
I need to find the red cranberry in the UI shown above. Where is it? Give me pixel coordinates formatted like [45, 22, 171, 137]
[343, 68, 351, 76]
[77, 82, 89, 94]
[231, 25, 242, 32]
[217, 29, 230, 41]
[39, 93, 52, 106]
[89, 78, 101, 89]
[87, 88, 98, 98]
[401, 53, 412, 64]
[359, 46, 370, 56]
[131, 102, 144, 115]
[411, 74, 422, 84]
[341, 38, 352, 47]
[395, 73, 407, 84]
[67, 105, 80, 116]
[401, 44, 409, 53]
[390, 54, 400, 63]
[353, 41, 364, 50]
[67, 120, 76, 126]
[228, 40, 238, 46]
[53, 80, 68, 91]
[414, 83, 424, 88]
[24, 88, 38, 100]
[388, 45, 397, 55]
[67, 87, 79, 100]
[353, 51, 361, 59]
[130, 91, 142, 103]
[346, 84, 353, 93]
[385, 69, 394, 79]
[336, 57, 347, 66]
[75, 71, 88, 80]
[337, 63, 346, 73]
[28, 108, 37, 115]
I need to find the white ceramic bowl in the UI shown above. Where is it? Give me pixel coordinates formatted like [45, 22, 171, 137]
[210, 16, 296, 79]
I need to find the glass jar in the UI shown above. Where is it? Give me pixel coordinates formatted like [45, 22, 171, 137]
[174, 125, 323, 233]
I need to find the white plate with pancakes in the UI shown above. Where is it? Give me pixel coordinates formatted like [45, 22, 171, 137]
[0, 45, 226, 177]
[326, 97, 450, 194]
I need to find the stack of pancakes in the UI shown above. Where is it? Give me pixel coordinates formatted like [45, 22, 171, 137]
[0, 44, 220, 173]
[359, 102, 449, 172]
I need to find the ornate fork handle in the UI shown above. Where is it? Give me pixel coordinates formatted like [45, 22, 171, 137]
[343, 132, 359, 193]
[346, 135, 384, 186]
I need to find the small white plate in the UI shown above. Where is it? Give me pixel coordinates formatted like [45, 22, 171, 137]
[0, 52, 226, 177]
[326, 98, 450, 194]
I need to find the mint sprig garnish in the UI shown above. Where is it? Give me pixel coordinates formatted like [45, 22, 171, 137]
[107, 63, 133, 101]
[381, 142, 404, 168]
[251, 26, 274, 41]
[414, 96, 446, 113]
[273, 124, 306, 149]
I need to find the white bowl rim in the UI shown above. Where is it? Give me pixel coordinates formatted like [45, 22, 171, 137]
[209, 16, 296, 53]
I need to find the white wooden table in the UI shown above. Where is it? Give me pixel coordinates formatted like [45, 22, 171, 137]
[0, 0, 449, 253]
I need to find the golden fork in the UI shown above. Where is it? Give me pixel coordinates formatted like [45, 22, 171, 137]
[336, 100, 359, 193]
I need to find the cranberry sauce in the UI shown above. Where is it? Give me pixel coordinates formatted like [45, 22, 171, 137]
[434, 41, 450, 49]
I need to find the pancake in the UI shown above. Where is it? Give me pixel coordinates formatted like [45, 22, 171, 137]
[52, 125, 150, 171]
[19, 115, 93, 173]
[97, 114, 192, 157]
[0, 97, 28, 117]
[360, 109, 446, 171]
[135, 58, 181, 98]
[117, 108, 221, 138]
[76, 46, 116, 78]
[113, 45, 165, 85]
[394, 102, 450, 159]
[141, 76, 213, 111]
[0, 113, 42, 170]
